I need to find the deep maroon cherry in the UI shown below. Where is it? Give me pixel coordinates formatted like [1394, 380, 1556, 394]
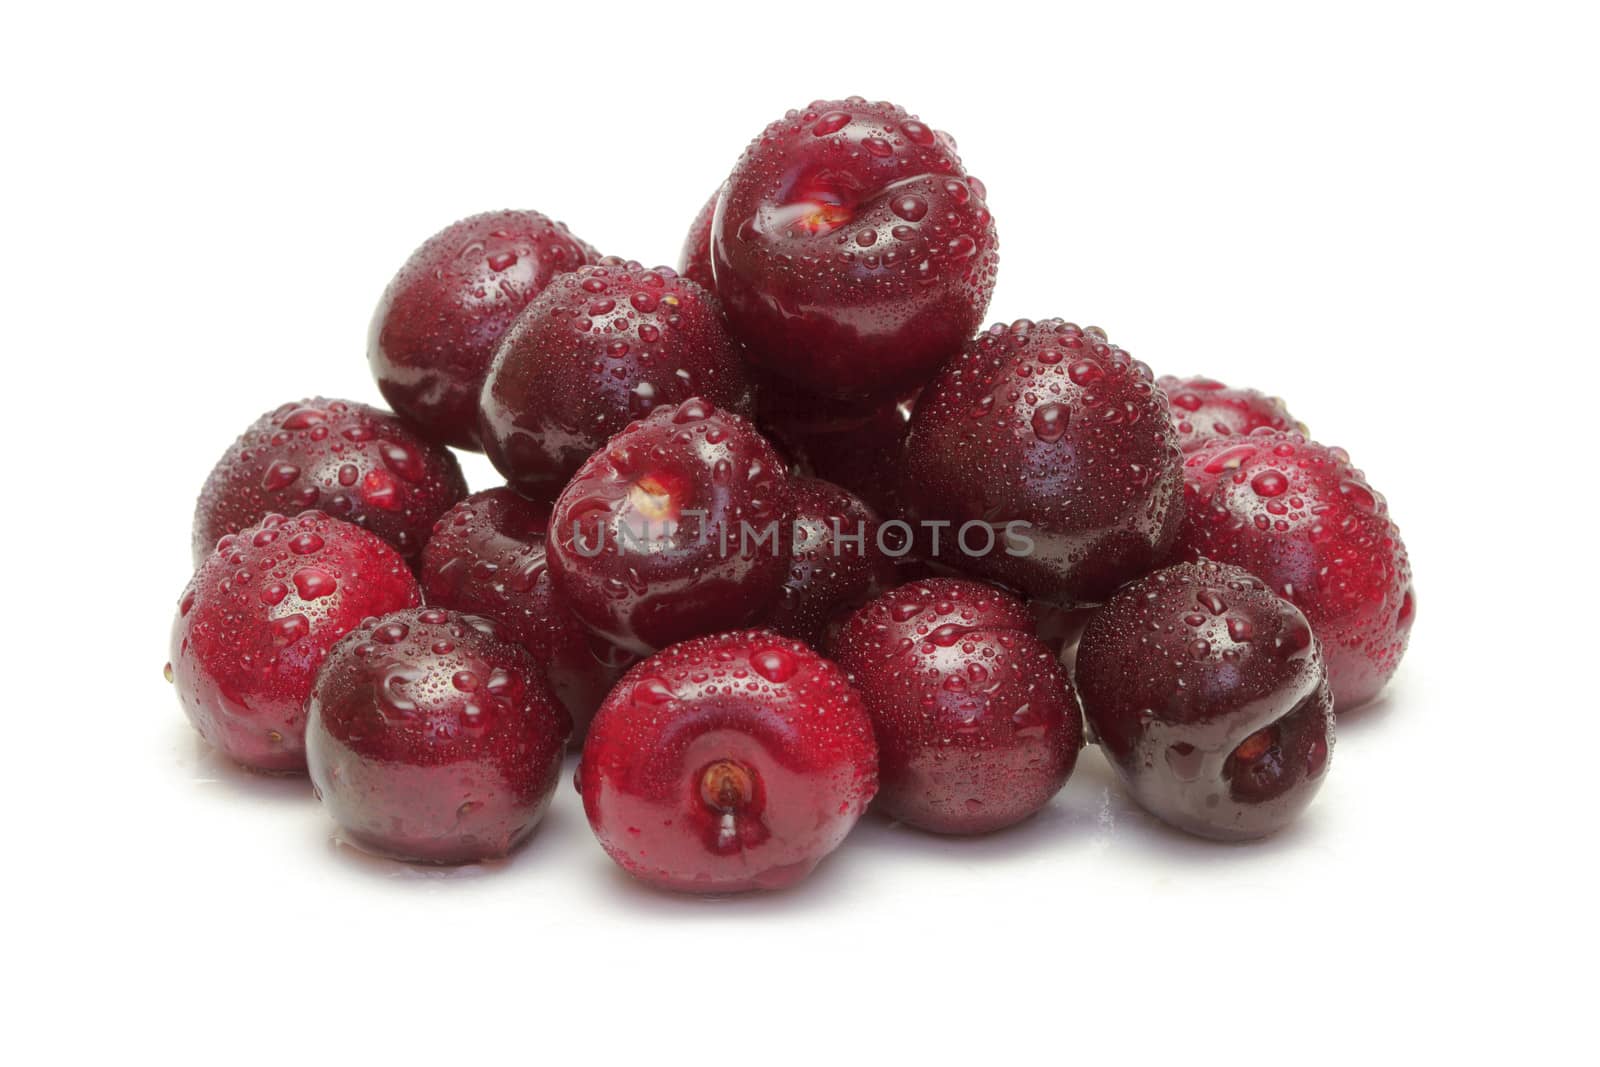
[579, 629, 877, 893]
[419, 488, 633, 743]
[369, 210, 598, 449]
[677, 190, 718, 292]
[1158, 375, 1304, 452]
[758, 380, 918, 517]
[711, 97, 998, 398]
[306, 607, 570, 864]
[1173, 431, 1414, 710]
[766, 477, 897, 647]
[1075, 561, 1335, 840]
[169, 512, 421, 772]
[193, 397, 467, 567]
[547, 399, 793, 655]
[900, 320, 1185, 606]
[830, 579, 1082, 834]
[479, 260, 755, 502]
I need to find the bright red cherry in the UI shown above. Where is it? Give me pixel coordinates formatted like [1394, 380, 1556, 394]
[1172, 431, 1414, 710]
[307, 608, 570, 863]
[711, 97, 998, 398]
[169, 512, 421, 772]
[579, 629, 878, 893]
[1158, 375, 1304, 452]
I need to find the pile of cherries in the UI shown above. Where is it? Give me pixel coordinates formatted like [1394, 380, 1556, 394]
[168, 97, 1414, 892]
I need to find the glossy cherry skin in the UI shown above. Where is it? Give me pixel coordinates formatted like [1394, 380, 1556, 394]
[419, 489, 633, 743]
[901, 320, 1185, 607]
[479, 260, 755, 502]
[677, 190, 718, 292]
[711, 97, 998, 399]
[1158, 375, 1304, 453]
[306, 608, 570, 864]
[766, 478, 897, 647]
[169, 512, 421, 772]
[547, 399, 793, 655]
[1172, 431, 1414, 710]
[579, 629, 878, 893]
[193, 397, 467, 568]
[1075, 561, 1335, 840]
[369, 210, 598, 449]
[830, 579, 1082, 834]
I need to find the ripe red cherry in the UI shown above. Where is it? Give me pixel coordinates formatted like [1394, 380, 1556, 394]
[901, 321, 1186, 606]
[479, 260, 755, 502]
[1158, 375, 1304, 452]
[307, 607, 570, 864]
[579, 629, 877, 893]
[677, 190, 718, 292]
[830, 579, 1083, 834]
[766, 477, 897, 647]
[369, 209, 598, 449]
[193, 398, 467, 568]
[1173, 431, 1414, 710]
[419, 489, 633, 742]
[711, 97, 998, 398]
[547, 399, 793, 655]
[169, 512, 421, 772]
[1075, 561, 1335, 840]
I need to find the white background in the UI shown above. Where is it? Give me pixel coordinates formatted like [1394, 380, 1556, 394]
[5, 2, 1595, 1062]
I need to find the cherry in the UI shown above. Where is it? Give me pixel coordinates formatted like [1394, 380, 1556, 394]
[829, 578, 1082, 834]
[369, 209, 598, 449]
[169, 512, 421, 772]
[759, 381, 918, 517]
[419, 488, 632, 743]
[677, 190, 718, 292]
[547, 399, 793, 655]
[579, 629, 877, 893]
[1075, 561, 1335, 840]
[1158, 375, 1304, 452]
[900, 320, 1185, 606]
[193, 397, 467, 568]
[306, 607, 570, 863]
[1172, 431, 1414, 710]
[766, 477, 897, 647]
[479, 260, 755, 502]
[711, 97, 998, 398]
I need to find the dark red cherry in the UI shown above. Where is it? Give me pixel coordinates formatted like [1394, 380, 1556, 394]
[830, 578, 1082, 834]
[711, 97, 998, 398]
[307, 608, 570, 863]
[479, 260, 754, 502]
[419, 488, 632, 743]
[193, 398, 467, 567]
[901, 320, 1185, 606]
[547, 399, 793, 655]
[1075, 561, 1335, 840]
[369, 210, 598, 449]
[766, 477, 897, 647]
